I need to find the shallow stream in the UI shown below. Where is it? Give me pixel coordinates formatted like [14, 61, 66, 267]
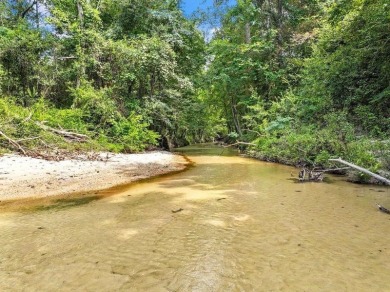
[0, 144, 389, 291]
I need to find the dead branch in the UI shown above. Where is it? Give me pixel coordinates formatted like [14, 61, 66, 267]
[16, 136, 40, 143]
[0, 130, 26, 155]
[57, 56, 77, 60]
[23, 112, 33, 123]
[318, 167, 350, 173]
[329, 158, 390, 185]
[298, 168, 306, 181]
[223, 141, 256, 148]
[35, 122, 88, 142]
[309, 170, 324, 181]
[21, 0, 37, 18]
[297, 167, 324, 182]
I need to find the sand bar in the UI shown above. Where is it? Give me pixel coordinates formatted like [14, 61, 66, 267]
[0, 151, 188, 201]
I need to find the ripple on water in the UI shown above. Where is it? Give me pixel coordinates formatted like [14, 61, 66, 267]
[0, 146, 389, 291]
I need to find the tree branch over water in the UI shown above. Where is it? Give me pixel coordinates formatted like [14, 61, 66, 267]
[329, 158, 390, 185]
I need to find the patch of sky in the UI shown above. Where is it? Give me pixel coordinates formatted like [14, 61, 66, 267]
[181, 0, 236, 42]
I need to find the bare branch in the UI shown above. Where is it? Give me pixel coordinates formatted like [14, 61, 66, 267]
[57, 56, 77, 60]
[16, 136, 40, 143]
[318, 167, 350, 173]
[0, 130, 26, 154]
[329, 158, 390, 185]
[35, 122, 89, 142]
[23, 112, 33, 123]
[223, 141, 256, 148]
[21, 0, 37, 19]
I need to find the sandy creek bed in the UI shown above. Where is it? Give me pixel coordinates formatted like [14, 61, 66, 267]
[0, 145, 389, 291]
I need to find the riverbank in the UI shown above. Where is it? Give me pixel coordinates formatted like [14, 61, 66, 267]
[0, 151, 189, 201]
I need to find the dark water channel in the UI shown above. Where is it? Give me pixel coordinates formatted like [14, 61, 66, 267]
[0, 144, 389, 291]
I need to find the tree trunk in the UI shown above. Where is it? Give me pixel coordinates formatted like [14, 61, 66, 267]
[230, 97, 242, 136]
[276, 0, 283, 45]
[21, 0, 37, 19]
[245, 23, 251, 44]
[76, 0, 85, 88]
[35, 0, 39, 28]
[77, 0, 84, 27]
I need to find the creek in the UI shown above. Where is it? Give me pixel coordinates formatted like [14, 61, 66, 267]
[0, 144, 389, 291]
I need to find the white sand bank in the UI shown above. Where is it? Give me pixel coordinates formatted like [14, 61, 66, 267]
[0, 152, 188, 201]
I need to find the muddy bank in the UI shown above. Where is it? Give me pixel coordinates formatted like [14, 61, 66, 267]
[0, 151, 188, 201]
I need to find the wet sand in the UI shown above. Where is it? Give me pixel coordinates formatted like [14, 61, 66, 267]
[0, 151, 188, 201]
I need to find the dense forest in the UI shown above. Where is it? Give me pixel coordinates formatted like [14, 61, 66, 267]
[0, 0, 389, 180]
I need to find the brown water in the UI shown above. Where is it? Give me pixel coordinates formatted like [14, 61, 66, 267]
[1, 144, 389, 291]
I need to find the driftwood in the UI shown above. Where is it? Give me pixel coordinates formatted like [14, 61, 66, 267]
[298, 167, 324, 182]
[298, 168, 306, 181]
[319, 167, 350, 173]
[329, 158, 390, 185]
[0, 130, 26, 155]
[35, 122, 88, 142]
[309, 170, 324, 181]
[296, 166, 351, 182]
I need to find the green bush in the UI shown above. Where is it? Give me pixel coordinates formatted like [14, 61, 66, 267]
[70, 83, 119, 127]
[108, 114, 159, 153]
[0, 98, 159, 154]
[251, 114, 381, 175]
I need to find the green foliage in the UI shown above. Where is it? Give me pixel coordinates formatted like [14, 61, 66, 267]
[0, 0, 207, 152]
[298, 0, 390, 134]
[0, 98, 158, 154]
[0, 0, 388, 183]
[265, 117, 293, 133]
[251, 121, 379, 173]
[0, 24, 51, 105]
[200, 0, 388, 182]
[70, 83, 118, 126]
[108, 114, 159, 153]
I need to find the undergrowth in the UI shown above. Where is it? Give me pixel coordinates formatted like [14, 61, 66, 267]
[246, 113, 389, 183]
[0, 98, 159, 155]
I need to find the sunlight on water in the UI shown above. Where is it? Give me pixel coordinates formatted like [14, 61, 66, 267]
[0, 144, 389, 291]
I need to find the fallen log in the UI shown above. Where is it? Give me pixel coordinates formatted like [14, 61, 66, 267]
[35, 122, 88, 142]
[329, 158, 390, 185]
